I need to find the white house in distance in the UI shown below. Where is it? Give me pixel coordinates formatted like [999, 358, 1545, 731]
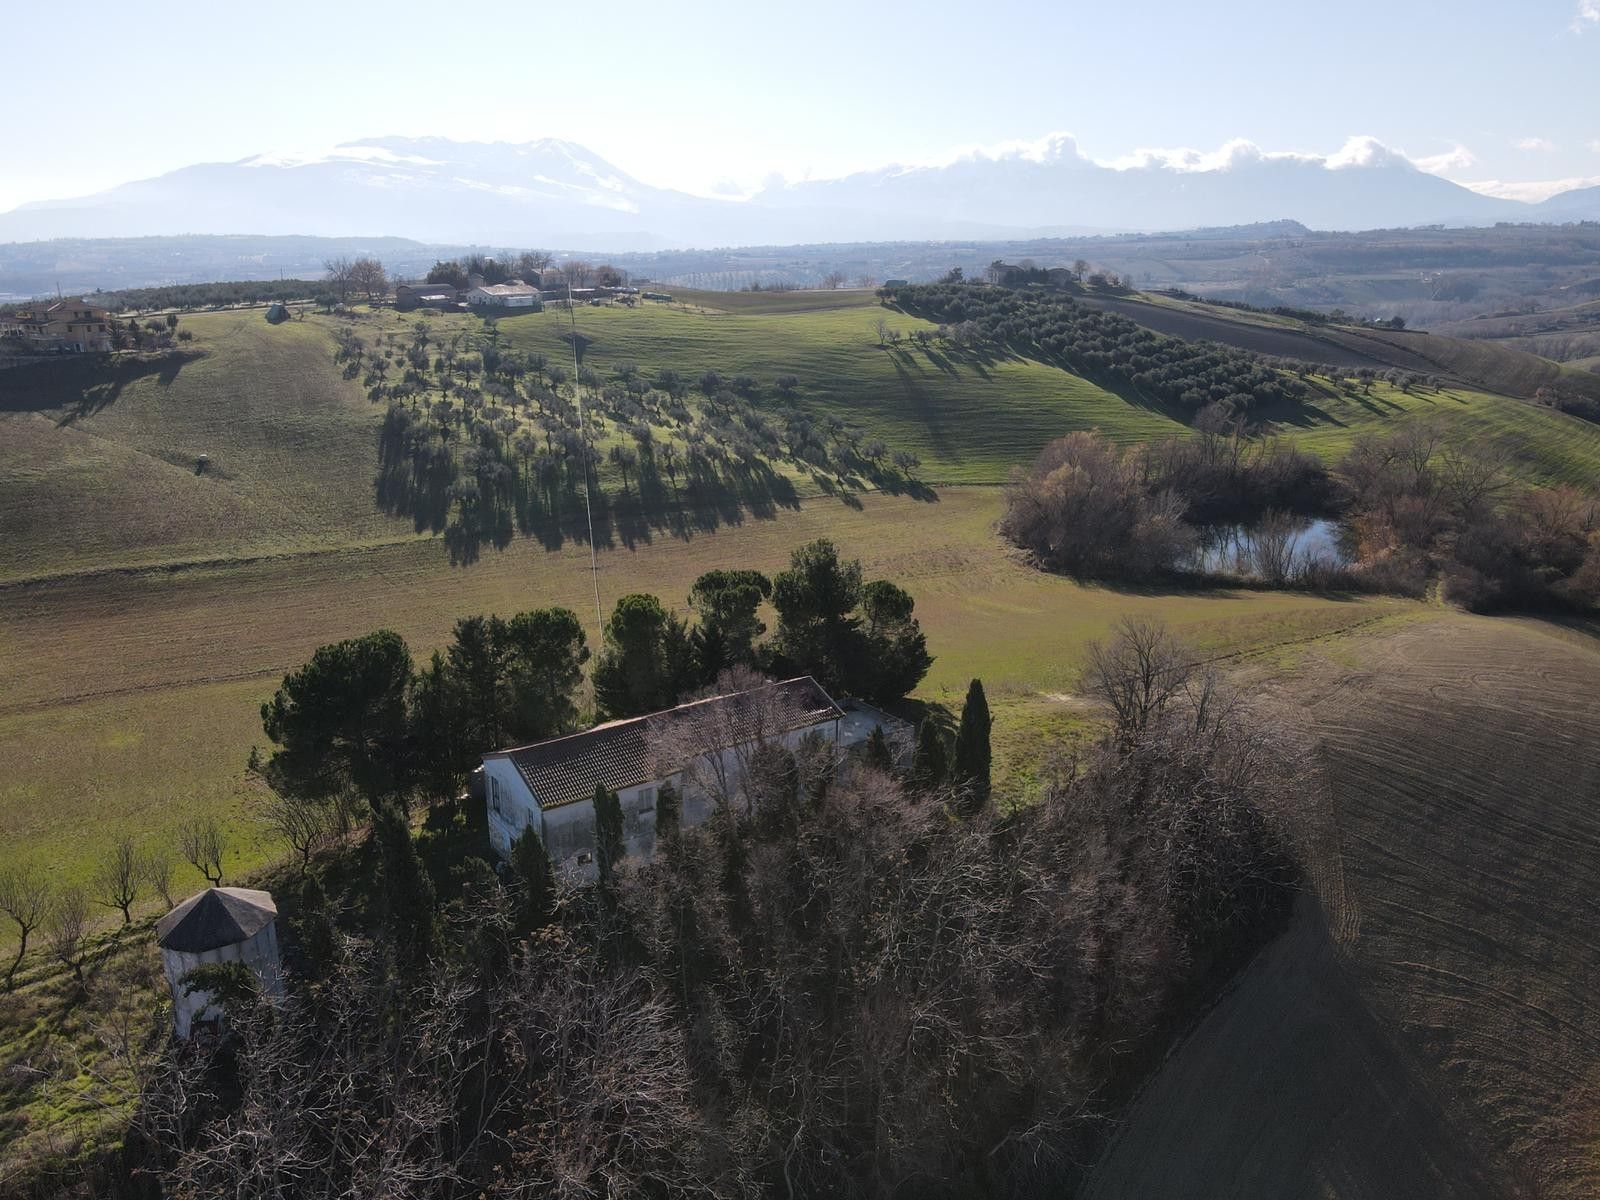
[466, 282, 542, 309]
[483, 676, 905, 866]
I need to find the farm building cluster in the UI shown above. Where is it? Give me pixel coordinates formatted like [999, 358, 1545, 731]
[395, 270, 668, 313]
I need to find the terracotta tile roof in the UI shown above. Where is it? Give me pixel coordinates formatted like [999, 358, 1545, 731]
[490, 676, 842, 809]
[156, 887, 277, 953]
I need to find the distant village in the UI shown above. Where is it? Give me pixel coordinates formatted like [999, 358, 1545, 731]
[0, 261, 674, 364]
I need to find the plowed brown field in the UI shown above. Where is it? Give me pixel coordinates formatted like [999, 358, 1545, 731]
[1086, 615, 1600, 1199]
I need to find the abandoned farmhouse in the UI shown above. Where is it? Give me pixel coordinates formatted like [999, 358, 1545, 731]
[482, 676, 905, 868]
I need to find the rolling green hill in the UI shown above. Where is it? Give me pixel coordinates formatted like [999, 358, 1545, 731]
[6, 290, 1600, 584]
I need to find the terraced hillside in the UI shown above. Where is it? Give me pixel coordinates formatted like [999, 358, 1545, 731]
[1086, 615, 1600, 1199]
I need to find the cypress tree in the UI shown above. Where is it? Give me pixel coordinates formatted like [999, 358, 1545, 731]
[912, 718, 949, 790]
[510, 826, 556, 933]
[656, 781, 681, 845]
[864, 724, 894, 771]
[951, 679, 992, 812]
[592, 783, 625, 887]
[296, 872, 340, 979]
[372, 803, 438, 967]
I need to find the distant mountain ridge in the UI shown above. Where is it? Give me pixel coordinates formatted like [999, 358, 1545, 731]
[2, 134, 1595, 248]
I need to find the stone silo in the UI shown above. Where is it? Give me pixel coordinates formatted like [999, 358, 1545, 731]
[155, 886, 285, 1039]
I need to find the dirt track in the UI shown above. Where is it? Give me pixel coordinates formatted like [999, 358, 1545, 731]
[1086, 615, 1600, 1199]
[1078, 294, 1404, 369]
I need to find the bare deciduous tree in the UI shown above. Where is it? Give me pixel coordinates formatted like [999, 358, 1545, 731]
[1082, 617, 1197, 745]
[821, 270, 847, 290]
[94, 834, 142, 926]
[323, 256, 354, 303]
[348, 257, 389, 303]
[0, 863, 51, 989]
[143, 847, 177, 908]
[178, 815, 226, 886]
[646, 665, 835, 825]
[48, 886, 92, 988]
[264, 793, 340, 875]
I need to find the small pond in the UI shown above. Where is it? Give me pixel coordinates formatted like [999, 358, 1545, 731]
[1185, 517, 1350, 580]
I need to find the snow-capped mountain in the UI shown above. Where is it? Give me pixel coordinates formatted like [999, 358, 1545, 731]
[0, 137, 714, 248]
[759, 135, 1524, 233]
[0, 133, 1589, 248]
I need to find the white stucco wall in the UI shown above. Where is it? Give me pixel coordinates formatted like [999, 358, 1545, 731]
[485, 756, 537, 859]
[484, 717, 842, 872]
[162, 920, 285, 1039]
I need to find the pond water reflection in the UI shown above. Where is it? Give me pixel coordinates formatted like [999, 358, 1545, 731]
[1186, 517, 1349, 580]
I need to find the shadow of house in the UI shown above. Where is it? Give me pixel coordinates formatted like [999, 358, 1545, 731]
[0, 350, 203, 424]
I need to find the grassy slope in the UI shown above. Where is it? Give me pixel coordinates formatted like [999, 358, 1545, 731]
[8, 293, 1600, 585]
[1086, 615, 1600, 1199]
[0, 311, 406, 581]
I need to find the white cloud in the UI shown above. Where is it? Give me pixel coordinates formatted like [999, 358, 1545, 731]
[1516, 136, 1559, 152]
[1413, 144, 1478, 175]
[1461, 174, 1600, 202]
[1589, 139, 1600, 153]
[905, 131, 1089, 172]
[1574, 0, 1599, 30]
[1098, 134, 1413, 174]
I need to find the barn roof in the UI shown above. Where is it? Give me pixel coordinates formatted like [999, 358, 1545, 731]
[156, 887, 277, 953]
[470, 282, 539, 296]
[488, 676, 842, 810]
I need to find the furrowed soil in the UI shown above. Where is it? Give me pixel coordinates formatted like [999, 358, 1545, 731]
[1085, 615, 1600, 1199]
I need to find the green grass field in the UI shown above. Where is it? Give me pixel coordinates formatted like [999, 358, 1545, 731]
[0, 487, 1410, 904]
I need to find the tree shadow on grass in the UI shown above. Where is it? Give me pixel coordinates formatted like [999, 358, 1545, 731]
[0, 351, 203, 425]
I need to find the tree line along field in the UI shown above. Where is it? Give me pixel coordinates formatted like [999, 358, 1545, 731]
[1, 282, 1597, 899]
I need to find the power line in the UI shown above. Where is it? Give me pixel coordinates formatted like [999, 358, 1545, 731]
[567, 280, 605, 651]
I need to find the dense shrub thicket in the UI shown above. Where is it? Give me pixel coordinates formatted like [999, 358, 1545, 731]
[129, 621, 1300, 1200]
[885, 282, 1309, 419]
[1002, 428, 1334, 579]
[1004, 423, 1600, 612]
[1338, 423, 1600, 610]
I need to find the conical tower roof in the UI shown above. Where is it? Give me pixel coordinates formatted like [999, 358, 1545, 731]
[155, 887, 277, 953]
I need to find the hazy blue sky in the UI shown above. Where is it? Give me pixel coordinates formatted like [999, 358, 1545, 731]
[4, 0, 1598, 211]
